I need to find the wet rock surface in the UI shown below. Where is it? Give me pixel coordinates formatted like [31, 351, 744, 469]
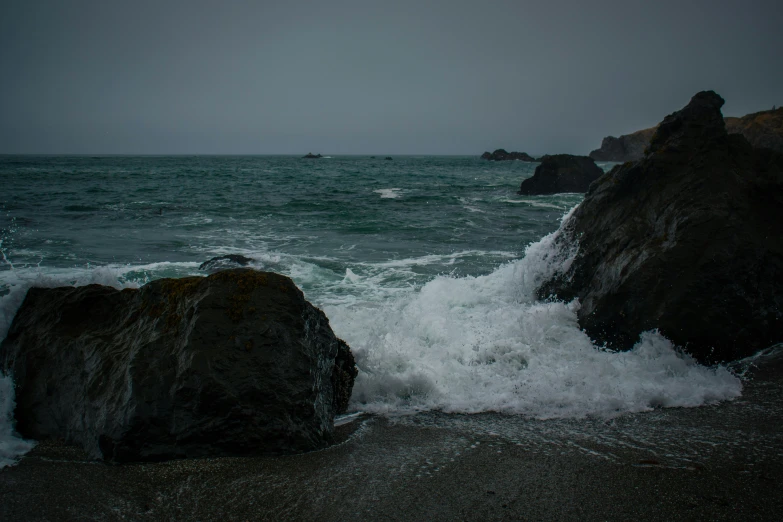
[198, 254, 254, 272]
[539, 91, 783, 363]
[0, 269, 357, 462]
[518, 154, 603, 195]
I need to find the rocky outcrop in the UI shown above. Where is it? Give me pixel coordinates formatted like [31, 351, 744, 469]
[0, 269, 357, 462]
[518, 154, 603, 195]
[481, 149, 536, 161]
[303, 153, 322, 159]
[198, 254, 254, 272]
[725, 108, 783, 152]
[539, 91, 783, 364]
[588, 127, 657, 162]
[590, 107, 783, 162]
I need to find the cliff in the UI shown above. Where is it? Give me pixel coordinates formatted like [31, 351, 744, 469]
[589, 107, 783, 161]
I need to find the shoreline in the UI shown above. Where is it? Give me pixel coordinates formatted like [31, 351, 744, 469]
[2, 372, 782, 521]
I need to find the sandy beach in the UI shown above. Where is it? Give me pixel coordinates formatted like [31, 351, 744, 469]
[2, 368, 782, 521]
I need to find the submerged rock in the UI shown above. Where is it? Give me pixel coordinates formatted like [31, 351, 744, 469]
[539, 91, 783, 364]
[198, 254, 254, 272]
[518, 154, 603, 195]
[481, 149, 536, 161]
[0, 269, 357, 462]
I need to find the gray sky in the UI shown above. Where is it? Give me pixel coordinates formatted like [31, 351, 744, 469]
[1, 0, 781, 155]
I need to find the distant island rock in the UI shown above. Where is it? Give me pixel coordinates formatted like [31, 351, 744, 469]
[302, 153, 322, 159]
[0, 269, 357, 462]
[539, 91, 783, 364]
[589, 107, 783, 162]
[384, 156, 393, 161]
[518, 154, 603, 195]
[480, 149, 536, 161]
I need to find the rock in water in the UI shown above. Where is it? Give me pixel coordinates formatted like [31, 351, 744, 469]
[480, 149, 536, 161]
[538, 91, 783, 364]
[198, 254, 254, 271]
[0, 269, 357, 462]
[518, 154, 603, 195]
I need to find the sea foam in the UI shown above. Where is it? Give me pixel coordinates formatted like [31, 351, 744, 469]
[0, 212, 745, 468]
[326, 211, 743, 418]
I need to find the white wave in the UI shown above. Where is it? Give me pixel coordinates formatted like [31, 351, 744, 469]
[373, 188, 402, 199]
[326, 210, 742, 418]
[499, 198, 564, 209]
[356, 250, 517, 270]
[343, 268, 361, 283]
[0, 374, 35, 469]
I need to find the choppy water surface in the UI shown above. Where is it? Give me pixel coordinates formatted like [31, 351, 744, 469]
[0, 155, 746, 466]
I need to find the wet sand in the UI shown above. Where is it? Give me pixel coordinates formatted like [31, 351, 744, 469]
[2, 372, 782, 521]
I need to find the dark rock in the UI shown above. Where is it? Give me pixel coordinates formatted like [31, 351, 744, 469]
[518, 154, 603, 195]
[384, 157, 393, 161]
[588, 127, 657, 162]
[0, 269, 357, 462]
[302, 153, 322, 159]
[198, 254, 254, 272]
[589, 107, 783, 162]
[538, 91, 783, 364]
[481, 149, 536, 162]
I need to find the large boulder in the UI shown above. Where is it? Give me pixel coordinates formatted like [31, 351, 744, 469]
[518, 154, 603, 195]
[481, 149, 536, 161]
[538, 91, 783, 364]
[0, 269, 357, 462]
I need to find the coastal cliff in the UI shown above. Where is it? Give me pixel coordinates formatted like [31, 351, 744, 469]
[589, 107, 783, 161]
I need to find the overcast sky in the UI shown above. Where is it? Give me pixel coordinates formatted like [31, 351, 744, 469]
[1, 0, 781, 155]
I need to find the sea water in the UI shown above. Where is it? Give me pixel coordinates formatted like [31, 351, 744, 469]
[0, 155, 742, 466]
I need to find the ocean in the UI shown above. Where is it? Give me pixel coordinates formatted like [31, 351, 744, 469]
[0, 155, 744, 467]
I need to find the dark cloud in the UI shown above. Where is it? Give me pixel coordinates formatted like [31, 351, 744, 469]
[1, 0, 781, 154]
